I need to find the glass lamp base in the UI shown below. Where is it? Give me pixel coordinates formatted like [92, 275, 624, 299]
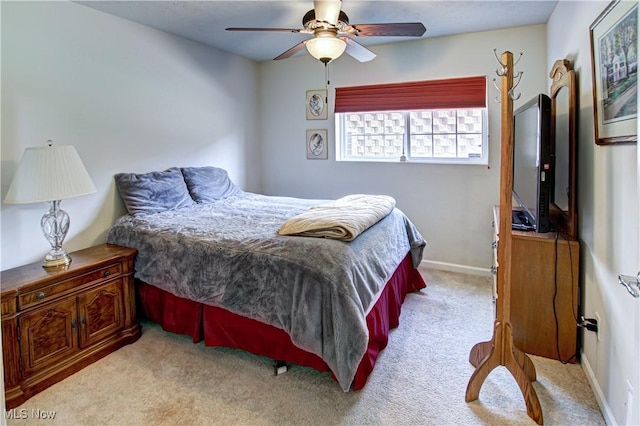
[41, 200, 72, 269]
[43, 249, 71, 268]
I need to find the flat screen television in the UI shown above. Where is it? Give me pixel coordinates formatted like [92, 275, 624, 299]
[512, 93, 552, 233]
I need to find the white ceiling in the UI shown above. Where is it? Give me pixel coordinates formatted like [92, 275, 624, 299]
[76, 0, 558, 62]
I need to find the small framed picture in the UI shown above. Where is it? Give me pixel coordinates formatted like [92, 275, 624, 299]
[306, 129, 328, 160]
[306, 90, 328, 120]
[589, 0, 637, 145]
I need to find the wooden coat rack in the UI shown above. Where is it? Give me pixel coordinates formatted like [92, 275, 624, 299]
[465, 50, 544, 425]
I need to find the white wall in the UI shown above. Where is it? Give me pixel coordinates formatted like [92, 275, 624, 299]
[257, 25, 548, 271]
[1, 1, 260, 270]
[547, 1, 639, 424]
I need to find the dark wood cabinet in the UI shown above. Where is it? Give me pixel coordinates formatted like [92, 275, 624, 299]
[2, 244, 141, 408]
[19, 297, 79, 377]
[493, 207, 580, 362]
[79, 279, 125, 347]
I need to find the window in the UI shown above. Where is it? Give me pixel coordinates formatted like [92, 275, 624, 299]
[334, 76, 488, 164]
[337, 108, 486, 163]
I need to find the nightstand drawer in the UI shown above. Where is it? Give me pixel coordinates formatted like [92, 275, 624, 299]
[19, 263, 122, 309]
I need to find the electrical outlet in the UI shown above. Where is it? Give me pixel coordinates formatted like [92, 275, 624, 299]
[594, 312, 601, 342]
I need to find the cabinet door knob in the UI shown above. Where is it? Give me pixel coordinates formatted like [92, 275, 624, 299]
[71, 320, 78, 329]
[36, 292, 46, 300]
[103, 270, 110, 277]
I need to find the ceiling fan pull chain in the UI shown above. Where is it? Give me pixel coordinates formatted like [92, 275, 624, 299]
[325, 63, 330, 103]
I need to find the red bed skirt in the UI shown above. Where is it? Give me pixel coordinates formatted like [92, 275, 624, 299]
[137, 253, 426, 390]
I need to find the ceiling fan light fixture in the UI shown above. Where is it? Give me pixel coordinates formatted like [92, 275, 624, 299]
[228, 3, 425, 63]
[306, 34, 346, 63]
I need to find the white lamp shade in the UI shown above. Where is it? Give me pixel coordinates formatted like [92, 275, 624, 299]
[4, 144, 97, 204]
[306, 36, 346, 62]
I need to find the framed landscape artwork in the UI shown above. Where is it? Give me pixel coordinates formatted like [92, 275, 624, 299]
[589, 0, 637, 145]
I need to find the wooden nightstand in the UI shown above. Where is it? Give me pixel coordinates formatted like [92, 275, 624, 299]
[1, 243, 141, 409]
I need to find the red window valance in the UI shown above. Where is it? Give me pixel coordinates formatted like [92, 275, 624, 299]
[334, 75, 487, 113]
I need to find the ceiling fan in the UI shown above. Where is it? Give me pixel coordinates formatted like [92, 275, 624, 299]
[226, 0, 426, 64]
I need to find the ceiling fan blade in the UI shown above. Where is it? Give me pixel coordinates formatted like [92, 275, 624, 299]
[343, 38, 376, 62]
[345, 23, 426, 37]
[226, 27, 304, 33]
[274, 41, 308, 61]
[314, 0, 342, 25]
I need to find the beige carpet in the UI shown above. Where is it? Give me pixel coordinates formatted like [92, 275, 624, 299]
[8, 268, 605, 425]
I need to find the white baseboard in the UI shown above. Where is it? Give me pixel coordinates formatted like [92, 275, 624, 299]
[581, 350, 615, 425]
[420, 260, 492, 277]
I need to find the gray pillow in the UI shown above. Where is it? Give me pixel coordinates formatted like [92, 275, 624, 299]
[114, 167, 195, 216]
[180, 166, 242, 203]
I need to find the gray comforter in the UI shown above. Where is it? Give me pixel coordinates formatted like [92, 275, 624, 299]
[107, 192, 426, 391]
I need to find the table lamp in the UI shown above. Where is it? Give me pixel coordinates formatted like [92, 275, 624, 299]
[4, 140, 97, 268]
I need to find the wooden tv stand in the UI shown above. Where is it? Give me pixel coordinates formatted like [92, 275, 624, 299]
[1, 244, 141, 409]
[492, 206, 580, 362]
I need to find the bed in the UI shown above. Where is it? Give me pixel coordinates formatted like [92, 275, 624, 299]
[107, 166, 426, 391]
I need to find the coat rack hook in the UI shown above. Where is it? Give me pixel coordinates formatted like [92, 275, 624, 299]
[509, 71, 524, 100]
[493, 48, 508, 76]
[492, 78, 502, 102]
[513, 52, 524, 67]
[493, 48, 506, 66]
